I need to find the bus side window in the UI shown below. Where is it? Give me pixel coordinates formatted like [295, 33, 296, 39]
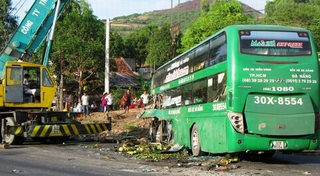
[208, 72, 226, 102]
[208, 77, 217, 102]
[181, 83, 193, 106]
[194, 43, 209, 72]
[184, 51, 194, 73]
[209, 33, 227, 66]
[193, 78, 207, 104]
[170, 88, 181, 108]
[162, 93, 171, 109]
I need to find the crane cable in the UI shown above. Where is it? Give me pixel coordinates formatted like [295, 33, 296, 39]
[11, 0, 27, 16]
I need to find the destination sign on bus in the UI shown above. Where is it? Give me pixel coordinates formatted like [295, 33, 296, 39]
[250, 40, 303, 48]
[241, 67, 317, 85]
[240, 30, 311, 56]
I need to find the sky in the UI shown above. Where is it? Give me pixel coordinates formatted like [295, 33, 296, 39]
[11, 0, 267, 23]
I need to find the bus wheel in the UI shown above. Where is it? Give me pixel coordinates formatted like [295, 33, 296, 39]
[155, 120, 172, 143]
[191, 124, 204, 156]
[155, 122, 163, 143]
[149, 118, 161, 142]
[4, 117, 26, 145]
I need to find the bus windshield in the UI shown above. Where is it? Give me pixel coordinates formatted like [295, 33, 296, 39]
[240, 30, 312, 56]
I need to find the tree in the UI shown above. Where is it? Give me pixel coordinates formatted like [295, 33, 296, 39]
[51, 0, 105, 103]
[0, 0, 18, 50]
[145, 23, 173, 67]
[200, 0, 210, 12]
[124, 25, 157, 67]
[110, 30, 125, 58]
[264, 0, 320, 50]
[181, 0, 255, 51]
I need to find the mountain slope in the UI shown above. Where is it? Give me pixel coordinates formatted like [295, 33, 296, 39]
[110, 0, 263, 38]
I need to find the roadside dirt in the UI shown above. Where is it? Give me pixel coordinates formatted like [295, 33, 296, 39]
[74, 109, 320, 176]
[75, 109, 243, 175]
[78, 108, 151, 140]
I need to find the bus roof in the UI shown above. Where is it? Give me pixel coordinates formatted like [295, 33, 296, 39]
[155, 25, 310, 72]
[226, 24, 309, 31]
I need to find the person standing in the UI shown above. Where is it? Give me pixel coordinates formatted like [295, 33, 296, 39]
[101, 92, 107, 112]
[106, 91, 114, 112]
[140, 90, 150, 108]
[123, 89, 133, 113]
[81, 92, 90, 117]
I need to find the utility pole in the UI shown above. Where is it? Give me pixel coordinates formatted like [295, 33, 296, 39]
[105, 19, 110, 93]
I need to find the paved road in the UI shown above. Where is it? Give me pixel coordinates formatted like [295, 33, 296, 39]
[0, 140, 319, 176]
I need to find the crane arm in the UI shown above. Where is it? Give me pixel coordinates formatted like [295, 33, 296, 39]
[0, 0, 69, 76]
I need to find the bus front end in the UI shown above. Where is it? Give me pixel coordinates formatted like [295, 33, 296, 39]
[230, 27, 320, 153]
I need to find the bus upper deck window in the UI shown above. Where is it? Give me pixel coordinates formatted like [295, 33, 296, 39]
[240, 30, 312, 56]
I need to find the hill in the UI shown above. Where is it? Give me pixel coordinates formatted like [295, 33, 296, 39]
[110, 0, 264, 38]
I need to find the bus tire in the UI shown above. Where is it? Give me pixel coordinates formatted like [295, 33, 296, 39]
[155, 122, 163, 143]
[191, 124, 204, 156]
[4, 117, 26, 145]
[149, 118, 161, 142]
[155, 120, 172, 143]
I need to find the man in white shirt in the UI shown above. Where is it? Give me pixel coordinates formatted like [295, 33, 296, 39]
[81, 92, 90, 117]
[140, 90, 150, 108]
[106, 92, 114, 112]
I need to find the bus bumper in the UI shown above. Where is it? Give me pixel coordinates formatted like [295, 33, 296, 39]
[242, 133, 319, 151]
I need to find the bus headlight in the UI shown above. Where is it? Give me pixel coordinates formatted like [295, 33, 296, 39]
[227, 111, 244, 134]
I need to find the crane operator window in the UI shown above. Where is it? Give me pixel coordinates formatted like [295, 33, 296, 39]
[42, 68, 54, 87]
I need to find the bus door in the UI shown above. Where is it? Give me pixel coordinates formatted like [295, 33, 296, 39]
[6, 66, 23, 103]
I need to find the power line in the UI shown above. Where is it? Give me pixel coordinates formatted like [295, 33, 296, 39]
[12, 0, 27, 16]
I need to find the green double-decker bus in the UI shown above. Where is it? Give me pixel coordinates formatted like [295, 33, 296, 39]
[142, 25, 320, 156]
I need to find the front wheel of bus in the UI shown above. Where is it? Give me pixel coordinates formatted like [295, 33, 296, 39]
[191, 125, 204, 156]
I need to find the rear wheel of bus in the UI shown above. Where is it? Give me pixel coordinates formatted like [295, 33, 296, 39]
[191, 124, 204, 156]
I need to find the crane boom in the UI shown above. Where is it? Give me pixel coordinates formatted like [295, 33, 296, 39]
[0, 0, 111, 146]
[0, 0, 69, 76]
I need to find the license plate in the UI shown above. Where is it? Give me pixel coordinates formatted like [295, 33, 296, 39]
[51, 116, 58, 122]
[272, 141, 286, 149]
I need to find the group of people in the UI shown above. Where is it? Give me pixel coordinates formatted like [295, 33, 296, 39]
[79, 89, 150, 116]
[79, 91, 114, 117]
[122, 89, 150, 113]
[100, 91, 114, 113]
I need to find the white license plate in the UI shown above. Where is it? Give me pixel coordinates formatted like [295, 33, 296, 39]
[272, 141, 286, 149]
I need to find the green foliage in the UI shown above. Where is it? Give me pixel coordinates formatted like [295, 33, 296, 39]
[124, 25, 157, 66]
[51, 0, 105, 100]
[111, 85, 126, 110]
[145, 23, 173, 67]
[263, 0, 320, 50]
[181, 0, 256, 51]
[112, 11, 201, 39]
[0, 0, 18, 50]
[201, 0, 210, 12]
[110, 30, 126, 58]
[123, 124, 140, 131]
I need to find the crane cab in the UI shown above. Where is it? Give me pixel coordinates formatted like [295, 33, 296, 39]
[0, 61, 56, 109]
